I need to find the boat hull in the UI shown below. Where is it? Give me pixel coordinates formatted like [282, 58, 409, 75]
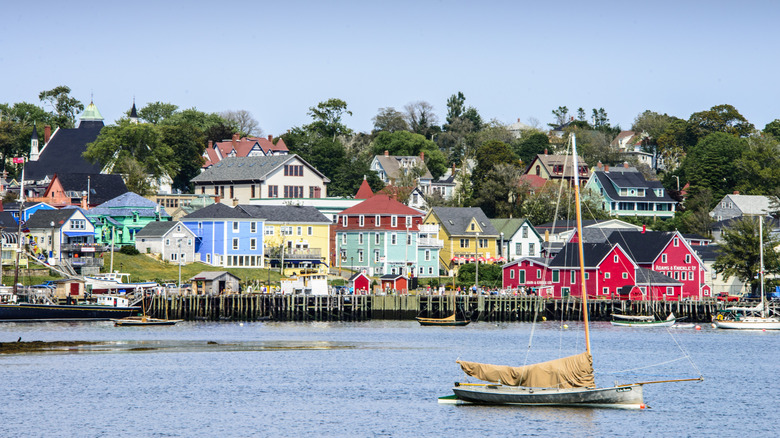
[610, 320, 675, 328]
[416, 317, 470, 326]
[713, 318, 780, 330]
[0, 303, 141, 321]
[113, 317, 181, 326]
[451, 383, 645, 408]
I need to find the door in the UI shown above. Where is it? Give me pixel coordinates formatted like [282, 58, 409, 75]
[70, 283, 80, 296]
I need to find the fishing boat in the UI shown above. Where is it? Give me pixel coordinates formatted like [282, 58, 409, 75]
[713, 217, 780, 330]
[416, 313, 470, 326]
[442, 135, 701, 408]
[610, 313, 678, 328]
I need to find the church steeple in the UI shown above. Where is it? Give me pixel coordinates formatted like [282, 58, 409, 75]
[129, 99, 139, 124]
[79, 100, 104, 122]
[30, 123, 40, 161]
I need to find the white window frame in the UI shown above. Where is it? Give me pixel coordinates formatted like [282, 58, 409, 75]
[233, 221, 239, 231]
[391, 216, 397, 227]
[359, 215, 365, 227]
[250, 238, 257, 250]
[359, 233, 364, 244]
[251, 222, 257, 233]
[232, 238, 239, 250]
[375, 215, 381, 227]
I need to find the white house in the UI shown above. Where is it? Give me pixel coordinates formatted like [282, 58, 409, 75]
[135, 221, 197, 263]
[491, 218, 544, 260]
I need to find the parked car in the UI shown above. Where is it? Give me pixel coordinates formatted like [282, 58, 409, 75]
[716, 292, 740, 302]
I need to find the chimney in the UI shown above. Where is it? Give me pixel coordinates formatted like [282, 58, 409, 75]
[233, 198, 239, 207]
[544, 148, 548, 156]
[517, 118, 521, 123]
[544, 230, 549, 242]
[642, 224, 646, 234]
[384, 150, 389, 157]
[208, 140, 213, 149]
[597, 161, 603, 169]
[605, 164, 609, 172]
[80, 194, 88, 209]
[419, 151, 425, 161]
[733, 191, 739, 195]
[624, 162, 629, 169]
[267, 135, 274, 144]
[232, 134, 238, 148]
[44, 125, 51, 143]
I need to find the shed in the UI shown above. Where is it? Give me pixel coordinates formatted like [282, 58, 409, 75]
[380, 274, 408, 293]
[189, 271, 241, 295]
[349, 272, 371, 293]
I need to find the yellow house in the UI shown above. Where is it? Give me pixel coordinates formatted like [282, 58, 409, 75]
[423, 207, 499, 274]
[239, 205, 331, 276]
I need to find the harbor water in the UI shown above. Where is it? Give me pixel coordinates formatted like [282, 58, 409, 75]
[1, 320, 777, 437]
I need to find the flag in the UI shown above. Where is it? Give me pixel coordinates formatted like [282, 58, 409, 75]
[12, 157, 24, 164]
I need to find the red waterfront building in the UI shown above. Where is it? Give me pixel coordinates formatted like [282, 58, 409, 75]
[502, 230, 707, 301]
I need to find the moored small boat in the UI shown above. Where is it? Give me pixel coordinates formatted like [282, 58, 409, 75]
[113, 315, 182, 326]
[416, 313, 470, 326]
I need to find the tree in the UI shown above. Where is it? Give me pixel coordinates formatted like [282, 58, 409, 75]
[577, 107, 587, 121]
[403, 101, 439, 139]
[158, 124, 206, 192]
[687, 104, 755, 141]
[551, 106, 569, 126]
[734, 135, 780, 195]
[371, 131, 447, 179]
[220, 110, 262, 136]
[1, 102, 51, 126]
[475, 163, 526, 218]
[119, 156, 156, 196]
[444, 92, 466, 129]
[307, 98, 352, 140]
[84, 123, 175, 180]
[713, 216, 780, 294]
[138, 102, 179, 125]
[514, 132, 549, 165]
[473, 140, 519, 185]
[372, 107, 408, 133]
[764, 119, 780, 139]
[591, 108, 609, 128]
[38, 86, 83, 129]
[163, 108, 230, 132]
[680, 187, 715, 238]
[680, 132, 746, 201]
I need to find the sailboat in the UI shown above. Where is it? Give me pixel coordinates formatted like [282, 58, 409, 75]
[440, 135, 701, 408]
[113, 294, 181, 326]
[713, 217, 780, 330]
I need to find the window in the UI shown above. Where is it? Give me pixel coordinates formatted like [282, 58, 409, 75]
[342, 234, 347, 244]
[358, 250, 364, 263]
[188, 239, 192, 246]
[229, 186, 234, 199]
[375, 233, 380, 245]
[391, 233, 397, 245]
[165, 238, 170, 246]
[622, 272, 628, 279]
[425, 250, 431, 261]
[281, 226, 293, 235]
[688, 271, 694, 280]
[479, 238, 488, 248]
[214, 186, 219, 196]
[428, 267, 433, 275]
[250, 238, 257, 250]
[460, 239, 470, 248]
[662, 254, 667, 263]
[265, 227, 275, 236]
[251, 185, 256, 198]
[220, 186, 225, 198]
[666, 287, 674, 296]
[470, 223, 475, 231]
[552, 270, 560, 283]
[268, 185, 278, 198]
[585, 272, 590, 280]
[529, 243, 535, 256]
[405, 216, 412, 227]
[307, 226, 313, 236]
[571, 270, 576, 284]
[201, 187, 205, 194]
[522, 226, 528, 238]
[673, 238, 679, 247]
[419, 266, 424, 275]
[297, 226, 302, 235]
[510, 269, 515, 279]
[284, 164, 304, 176]
[251, 222, 257, 233]
[206, 254, 211, 264]
[232, 238, 239, 250]
[359, 215, 365, 227]
[171, 253, 178, 261]
[516, 243, 522, 256]
[283, 185, 304, 198]
[604, 272, 611, 279]
[614, 255, 619, 263]
[407, 233, 412, 245]
[233, 222, 239, 231]
[685, 254, 691, 263]
[519, 270, 525, 283]
[374, 250, 380, 262]
[71, 219, 86, 230]
[309, 186, 321, 198]
[391, 216, 398, 227]
[536, 269, 541, 279]
[603, 287, 609, 295]
[342, 215, 348, 227]
[674, 272, 679, 280]
[359, 233, 364, 244]
[375, 215, 381, 227]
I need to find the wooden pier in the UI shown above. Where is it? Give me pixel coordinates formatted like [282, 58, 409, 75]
[147, 294, 743, 323]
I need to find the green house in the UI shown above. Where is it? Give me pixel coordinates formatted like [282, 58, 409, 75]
[86, 192, 171, 246]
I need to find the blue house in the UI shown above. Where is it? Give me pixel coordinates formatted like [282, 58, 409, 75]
[2, 202, 56, 223]
[181, 203, 264, 268]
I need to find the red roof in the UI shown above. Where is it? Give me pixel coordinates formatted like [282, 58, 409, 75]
[204, 135, 288, 169]
[340, 194, 422, 216]
[355, 179, 374, 199]
[519, 174, 547, 189]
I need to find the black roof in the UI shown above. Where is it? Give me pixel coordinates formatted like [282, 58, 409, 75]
[238, 205, 330, 223]
[636, 267, 682, 285]
[592, 171, 675, 203]
[0, 211, 18, 229]
[135, 221, 181, 238]
[56, 173, 129, 205]
[693, 244, 721, 262]
[548, 242, 616, 268]
[604, 230, 674, 264]
[24, 121, 105, 182]
[25, 208, 82, 229]
[181, 202, 253, 220]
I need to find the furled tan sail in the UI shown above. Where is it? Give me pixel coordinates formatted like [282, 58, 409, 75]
[456, 351, 594, 389]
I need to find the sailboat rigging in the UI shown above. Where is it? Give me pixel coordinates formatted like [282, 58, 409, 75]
[440, 134, 702, 408]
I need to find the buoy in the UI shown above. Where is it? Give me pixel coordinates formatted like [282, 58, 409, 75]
[763, 329, 766, 332]
[542, 316, 547, 321]
[563, 324, 568, 329]
[640, 404, 646, 409]
[240, 323, 244, 327]
[695, 325, 701, 330]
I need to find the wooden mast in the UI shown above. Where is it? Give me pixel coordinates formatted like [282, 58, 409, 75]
[571, 134, 591, 355]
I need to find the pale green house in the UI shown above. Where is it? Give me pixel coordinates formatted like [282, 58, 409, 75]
[86, 192, 170, 246]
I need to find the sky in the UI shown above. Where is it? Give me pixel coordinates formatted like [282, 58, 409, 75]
[3, 0, 778, 135]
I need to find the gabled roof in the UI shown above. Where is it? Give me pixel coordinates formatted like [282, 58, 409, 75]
[693, 244, 721, 262]
[604, 230, 675, 264]
[55, 173, 129, 205]
[502, 256, 549, 268]
[238, 205, 330, 223]
[191, 155, 328, 183]
[135, 221, 187, 238]
[87, 191, 170, 218]
[25, 208, 83, 229]
[490, 218, 538, 240]
[373, 155, 433, 180]
[548, 242, 623, 268]
[340, 194, 423, 216]
[0, 211, 18, 229]
[181, 202, 253, 220]
[590, 171, 674, 203]
[720, 194, 778, 216]
[348, 272, 370, 281]
[190, 271, 241, 281]
[430, 207, 498, 236]
[528, 154, 589, 178]
[636, 267, 682, 285]
[24, 122, 105, 182]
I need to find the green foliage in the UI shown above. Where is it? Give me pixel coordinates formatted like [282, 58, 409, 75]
[687, 104, 754, 141]
[159, 124, 206, 192]
[403, 101, 439, 139]
[473, 140, 519, 185]
[474, 163, 525, 218]
[522, 184, 608, 226]
[371, 131, 447, 179]
[137, 102, 179, 124]
[513, 132, 550, 165]
[372, 107, 408, 133]
[713, 217, 780, 291]
[680, 188, 715, 237]
[456, 263, 502, 287]
[84, 123, 175, 179]
[680, 132, 746, 201]
[119, 245, 140, 255]
[307, 98, 352, 139]
[734, 135, 780, 196]
[764, 119, 780, 139]
[38, 85, 83, 129]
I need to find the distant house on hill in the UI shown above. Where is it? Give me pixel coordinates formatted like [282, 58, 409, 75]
[523, 151, 590, 186]
[202, 134, 289, 169]
[710, 193, 779, 222]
